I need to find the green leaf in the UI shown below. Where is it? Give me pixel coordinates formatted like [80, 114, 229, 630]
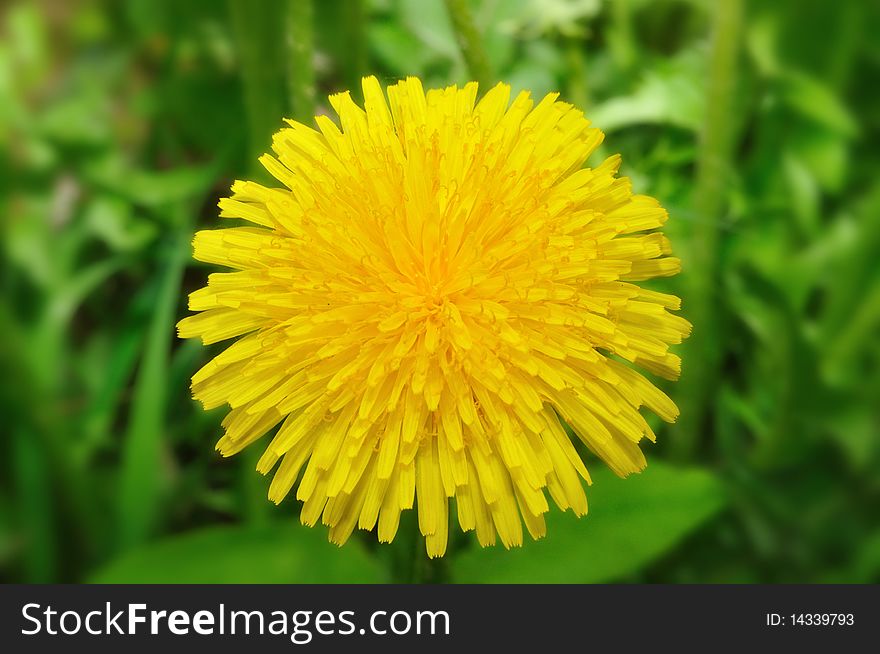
[116, 219, 191, 550]
[789, 125, 849, 192]
[90, 523, 387, 583]
[501, 0, 601, 38]
[780, 72, 858, 137]
[852, 530, 880, 583]
[368, 21, 434, 75]
[505, 40, 564, 100]
[83, 156, 220, 213]
[83, 195, 157, 252]
[400, 0, 461, 62]
[451, 461, 727, 583]
[827, 406, 877, 472]
[589, 50, 706, 133]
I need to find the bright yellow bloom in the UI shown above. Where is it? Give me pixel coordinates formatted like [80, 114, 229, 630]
[178, 76, 691, 557]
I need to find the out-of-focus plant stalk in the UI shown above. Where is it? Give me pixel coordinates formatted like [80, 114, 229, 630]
[229, 0, 289, 520]
[339, 0, 367, 98]
[287, 0, 315, 124]
[673, 0, 743, 460]
[443, 0, 493, 89]
[609, 0, 636, 71]
[229, 0, 287, 176]
[564, 36, 589, 110]
[13, 426, 55, 582]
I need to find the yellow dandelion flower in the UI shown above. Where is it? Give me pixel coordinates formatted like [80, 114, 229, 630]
[177, 76, 691, 557]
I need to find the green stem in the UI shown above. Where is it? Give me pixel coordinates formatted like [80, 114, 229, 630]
[673, 0, 743, 460]
[443, 0, 493, 89]
[286, 0, 315, 124]
[413, 551, 449, 584]
[339, 0, 367, 97]
[564, 36, 589, 110]
[239, 447, 270, 526]
[13, 428, 55, 582]
[609, 0, 636, 72]
[229, 0, 291, 520]
[229, 0, 287, 175]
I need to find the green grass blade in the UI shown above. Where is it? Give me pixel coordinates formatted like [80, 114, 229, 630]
[115, 220, 191, 550]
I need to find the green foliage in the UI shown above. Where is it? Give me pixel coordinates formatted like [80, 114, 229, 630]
[116, 217, 192, 549]
[453, 462, 727, 583]
[1, 0, 878, 584]
[91, 522, 387, 583]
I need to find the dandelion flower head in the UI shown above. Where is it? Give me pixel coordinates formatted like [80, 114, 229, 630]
[178, 76, 691, 557]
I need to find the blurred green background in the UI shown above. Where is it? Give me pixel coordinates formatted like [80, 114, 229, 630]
[2, 0, 878, 584]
